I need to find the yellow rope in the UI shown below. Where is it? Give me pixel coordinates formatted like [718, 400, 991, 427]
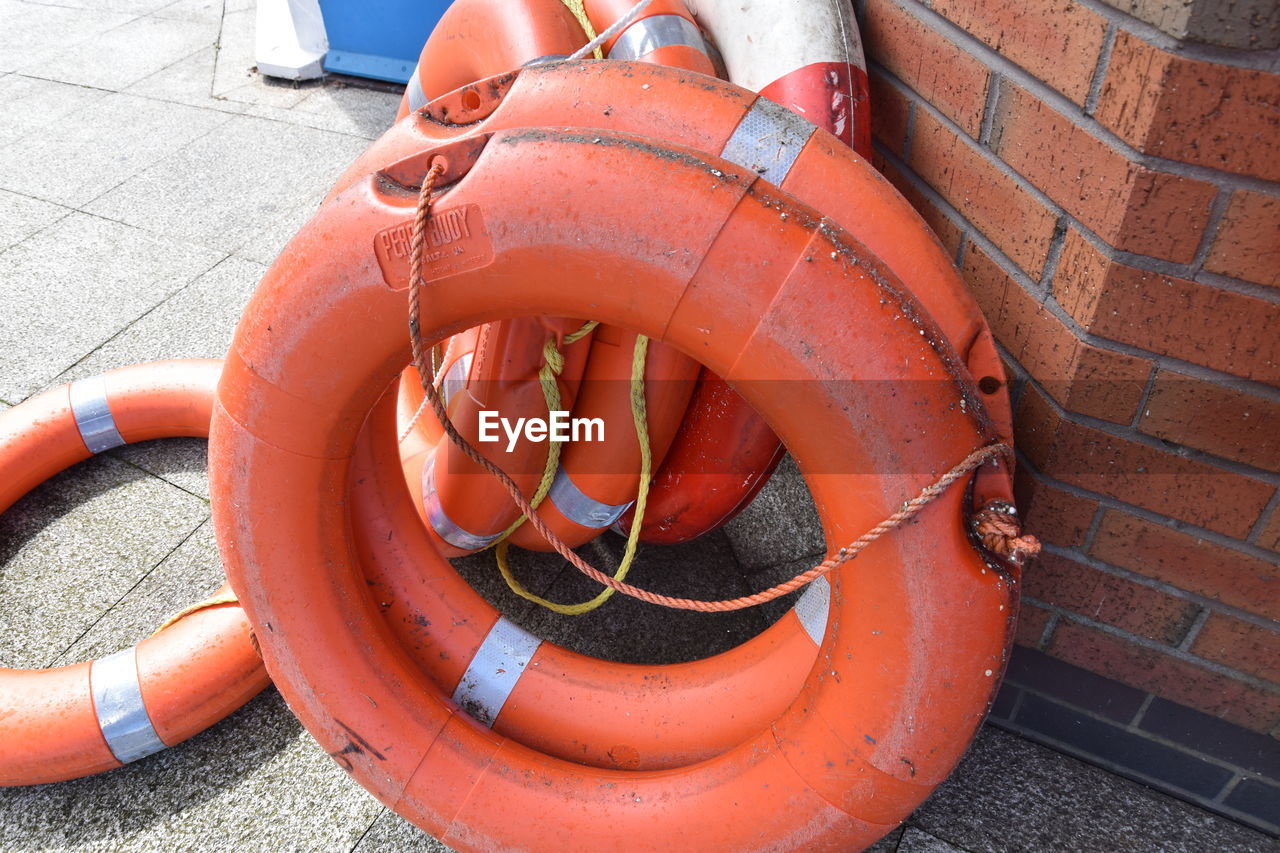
[497, 333, 652, 615]
[559, 0, 604, 60]
[493, 320, 598, 541]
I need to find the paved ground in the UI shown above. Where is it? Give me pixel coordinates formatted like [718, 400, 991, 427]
[1, 1, 1276, 851]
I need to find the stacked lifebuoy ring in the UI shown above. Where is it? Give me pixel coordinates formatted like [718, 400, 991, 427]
[212, 57, 1022, 849]
[333, 53, 1016, 774]
[0, 360, 268, 786]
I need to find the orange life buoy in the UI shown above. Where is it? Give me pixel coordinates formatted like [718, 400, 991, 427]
[628, 0, 881, 544]
[397, 0, 587, 120]
[0, 359, 268, 786]
[212, 64, 1019, 850]
[504, 0, 716, 550]
[585, 0, 717, 76]
[409, 316, 595, 557]
[327, 59, 1016, 776]
[386, 0, 612, 556]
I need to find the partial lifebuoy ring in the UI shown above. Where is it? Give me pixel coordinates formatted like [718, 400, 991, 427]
[212, 68, 1018, 849]
[330, 59, 1016, 775]
[397, 0, 587, 120]
[407, 316, 595, 557]
[0, 359, 267, 786]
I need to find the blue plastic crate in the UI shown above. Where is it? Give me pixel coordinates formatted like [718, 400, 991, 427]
[319, 0, 453, 84]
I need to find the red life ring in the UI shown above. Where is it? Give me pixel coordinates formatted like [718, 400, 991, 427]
[330, 59, 1016, 774]
[212, 66, 1018, 849]
[0, 360, 267, 786]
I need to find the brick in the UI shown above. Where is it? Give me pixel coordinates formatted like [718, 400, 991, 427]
[1017, 694, 1235, 798]
[1224, 779, 1280, 829]
[965, 242, 1152, 422]
[1259, 509, 1280, 552]
[1096, 32, 1280, 182]
[868, 68, 912, 158]
[862, 0, 991, 139]
[871, 151, 964, 258]
[990, 682, 1020, 720]
[1055, 229, 1280, 383]
[1015, 601, 1054, 647]
[912, 111, 1057, 276]
[991, 82, 1217, 263]
[1095, 0, 1280, 50]
[1022, 388, 1275, 537]
[1049, 620, 1280, 732]
[1013, 382, 1064, 471]
[931, 0, 1109, 104]
[1192, 613, 1280, 683]
[1005, 645, 1147, 722]
[1141, 697, 1280, 778]
[1139, 369, 1280, 472]
[1014, 466, 1098, 547]
[1091, 510, 1280, 620]
[1025, 551, 1199, 643]
[1205, 189, 1280, 287]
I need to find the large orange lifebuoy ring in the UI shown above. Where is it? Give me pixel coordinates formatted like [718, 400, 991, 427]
[331, 59, 1015, 776]
[0, 359, 268, 786]
[212, 66, 1018, 849]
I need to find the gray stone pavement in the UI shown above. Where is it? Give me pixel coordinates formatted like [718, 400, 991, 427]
[0, 1, 1274, 851]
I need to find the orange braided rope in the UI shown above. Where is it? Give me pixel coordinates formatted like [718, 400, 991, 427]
[406, 158, 1039, 612]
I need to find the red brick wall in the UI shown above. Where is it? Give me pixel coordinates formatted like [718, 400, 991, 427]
[856, 0, 1280, 734]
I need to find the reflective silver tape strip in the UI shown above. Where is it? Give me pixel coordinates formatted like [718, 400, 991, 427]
[439, 352, 472, 410]
[90, 647, 166, 764]
[548, 465, 633, 529]
[422, 453, 502, 551]
[69, 376, 125, 453]
[406, 63, 427, 111]
[795, 574, 830, 646]
[608, 14, 708, 61]
[452, 617, 541, 727]
[719, 96, 817, 187]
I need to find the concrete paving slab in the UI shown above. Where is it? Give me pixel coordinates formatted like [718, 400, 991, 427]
[0, 73, 106, 148]
[24, 12, 219, 91]
[151, 0, 224, 24]
[0, 211, 223, 402]
[0, 453, 208, 669]
[232, 186, 326, 266]
[27, 0, 173, 16]
[354, 810, 454, 853]
[56, 254, 262, 380]
[111, 437, 209, 498]
[722, 453, 826, 570]
[0, 688, 384, 853]
[50, 517, 218, 666]
[0, 0, 134, 73]
[0, 188, 69, 251]
[897, 826, 971, 853]
[83, 115, 368, 254]
[0, 91, 232, 207]
[911, 727, 1276, 853]
[868, 827, 909, 851]
[125, 46, 245, 114]
[251, 80, 404, 141]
